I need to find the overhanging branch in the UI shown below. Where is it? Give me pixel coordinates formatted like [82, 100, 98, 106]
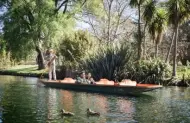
[54, 0, 69, 14]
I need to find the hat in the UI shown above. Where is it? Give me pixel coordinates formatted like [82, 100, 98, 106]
[49, 49, 54, 53]
[80, 71, 85, 74]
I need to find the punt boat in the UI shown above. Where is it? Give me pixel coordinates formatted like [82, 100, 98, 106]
[40, 78, 162, 95]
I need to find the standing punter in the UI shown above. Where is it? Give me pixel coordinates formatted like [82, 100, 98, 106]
[46, 49, 57, 81]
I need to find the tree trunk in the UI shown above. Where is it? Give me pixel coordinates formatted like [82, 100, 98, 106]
[107, 0, 113, 42]
[36, 46, 45, 70]
[155, 43, 158, 58]
[172, 25, 179, 77]
[165, 32, 175, 63]
[137, 4, 142, 60]
[143, 22, 147, 59]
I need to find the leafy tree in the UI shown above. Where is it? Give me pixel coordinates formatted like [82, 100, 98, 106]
[0, 34, 6, 56]
[59, 30, 96, 68]
[0, 34, 11, 68]
[0, 0, 100, 69]
[1, 0, 68, 69]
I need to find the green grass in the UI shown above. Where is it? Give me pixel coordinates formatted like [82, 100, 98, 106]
[0, 65, 48, 75]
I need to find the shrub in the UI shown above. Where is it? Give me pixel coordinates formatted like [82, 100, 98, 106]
[59, 30, 95, 69]
[121, 59, 171, 84]
[59, 31, 171, 84]
[81, 42, 134, 81]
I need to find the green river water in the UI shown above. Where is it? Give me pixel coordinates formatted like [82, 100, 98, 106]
[0, 75, 190, 123]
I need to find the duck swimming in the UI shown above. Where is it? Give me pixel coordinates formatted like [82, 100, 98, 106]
[87, 108, 100, 116]
[61, 109, 74, 116]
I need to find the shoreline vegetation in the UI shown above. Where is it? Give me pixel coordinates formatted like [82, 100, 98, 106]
[0, 65, 189, 87]
[0, 65, 48, 78]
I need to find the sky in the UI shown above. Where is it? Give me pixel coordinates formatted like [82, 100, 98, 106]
[0, 7, 6, 33]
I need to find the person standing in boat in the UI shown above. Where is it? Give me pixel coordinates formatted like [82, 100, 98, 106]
[46, 49, 57, 81]
[76, 71, 89, 84]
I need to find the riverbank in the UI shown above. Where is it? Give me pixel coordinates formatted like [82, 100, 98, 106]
[0, 65, 48, 78]
[169, 66, 190, 87]
[0, 65, 190, 86]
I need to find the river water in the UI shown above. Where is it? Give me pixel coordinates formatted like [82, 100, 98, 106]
[0, 75, 190, 123]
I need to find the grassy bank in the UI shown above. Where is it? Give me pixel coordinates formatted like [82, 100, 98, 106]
[162, 66, 190, 86]
[0, 65, 48, 78]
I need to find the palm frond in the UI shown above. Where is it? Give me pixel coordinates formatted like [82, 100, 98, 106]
[130, 0, 147, 7]
[129, 0, 139, 7]
[156, 8, 167, 32]
[143, 0, 157, 23]
[167, 0, 190, 25]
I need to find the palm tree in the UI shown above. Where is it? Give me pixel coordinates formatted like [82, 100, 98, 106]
[167, 0, 190, 76]
[154, 8, 167, 57]
[142, 0, 156, 58]
[143, 0, 156, 24]
[130, 0, 146, 60]
[143, 1, 167, 57]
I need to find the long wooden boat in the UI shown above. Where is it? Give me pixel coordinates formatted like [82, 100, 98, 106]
[40, 79, 162, 95]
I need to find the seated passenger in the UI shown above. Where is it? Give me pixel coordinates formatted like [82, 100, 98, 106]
[87, 73, 95, 84]
[76, 72, 90, 84]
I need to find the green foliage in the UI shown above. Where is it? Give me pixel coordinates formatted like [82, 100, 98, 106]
[166, 0, 190, 76]
[122, 59, 171, 84]
[143, 0, 157, 24]
[67, 38, 171, 84]
[0, 0, 102, 63]
[177, 65, 190, 79]
[0, 35, 11, 68]
[143, 1, 167, 43]
[83, 0, 102, 14]
[81, 42, 133, 81]
[0, 36, 6, 55]
[59, 30, 95, 68]
[1, 0, 75, 61]
[166, 0, 190, 25]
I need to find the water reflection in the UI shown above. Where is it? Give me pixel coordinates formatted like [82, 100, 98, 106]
[58, 90, 136, 123]
[117, 98, 134, 114]
[60, 90, 74, 111]
[47, 89, 59, 121]
[0, 107, 2, 123]
[0, 76, 190, 123]
[134, 87, 190, 123]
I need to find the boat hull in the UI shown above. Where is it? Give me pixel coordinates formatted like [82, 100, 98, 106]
[40, 79, 162, 95]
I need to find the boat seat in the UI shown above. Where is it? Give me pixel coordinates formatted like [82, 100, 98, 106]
[119, 79, 137, 86]
[96, 79, 114, 85]
[60, 78, 76, 83]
